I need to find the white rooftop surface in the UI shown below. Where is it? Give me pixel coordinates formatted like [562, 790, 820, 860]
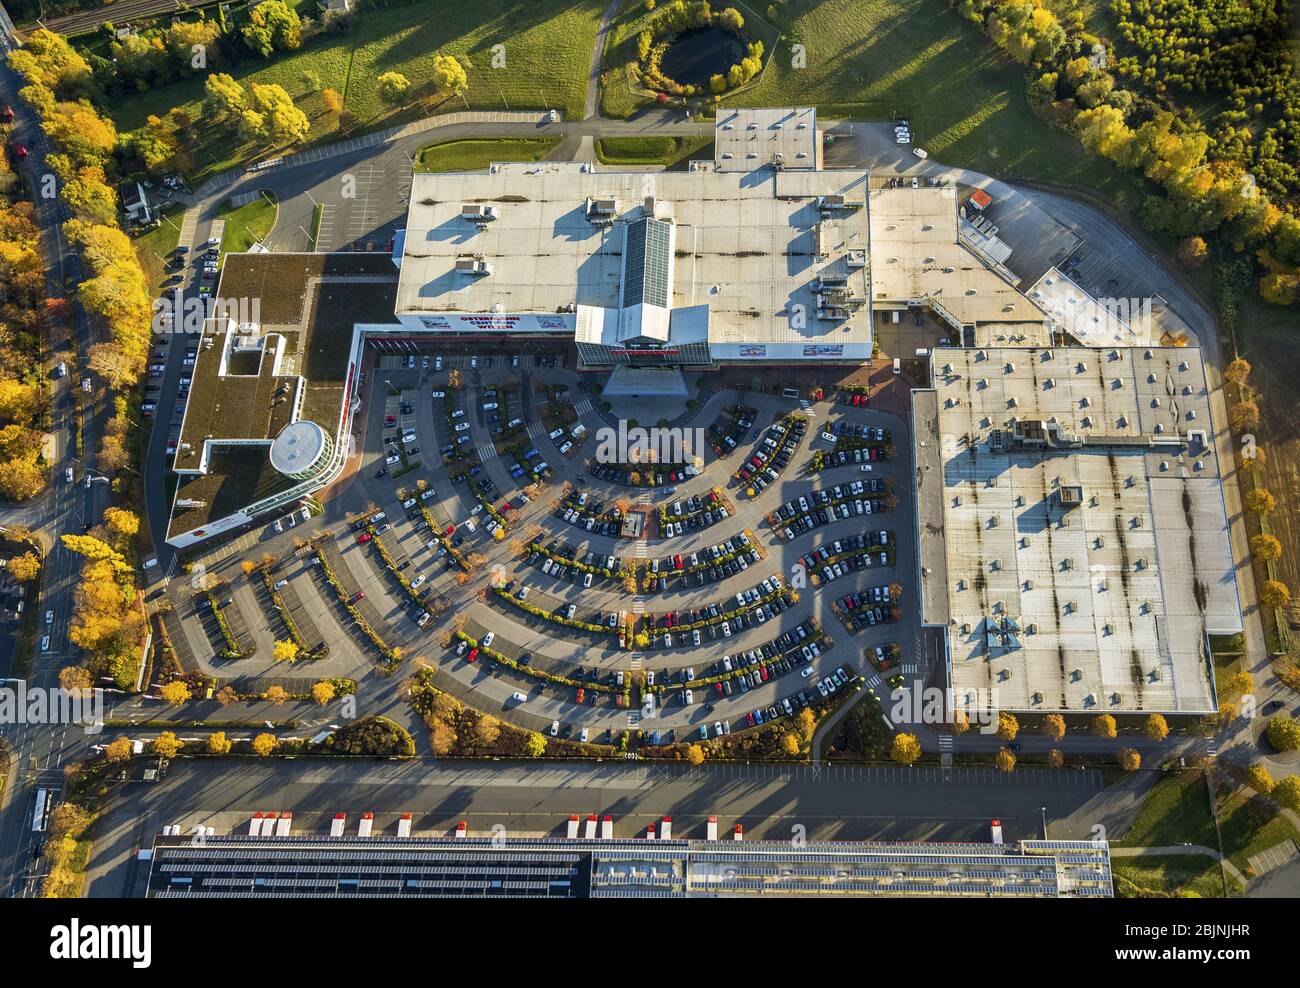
[269, 420, 326, 474]
[935, 345, 1240, 714]
[1027, 267, 1151, 347]
[714, 107, 819, 171]
[870, 187, 1047, 327]
[397, 161, 872, 347]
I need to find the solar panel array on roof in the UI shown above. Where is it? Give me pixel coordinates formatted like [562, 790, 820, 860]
[622, 217, 672, 308]
[147, 835, 1111, 898]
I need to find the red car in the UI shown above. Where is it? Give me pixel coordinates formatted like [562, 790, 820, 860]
[349, 590, 365, 603]
[12, 143, 26, 159]
[466, 647, 479, 663]
[357, 533, 372, 544]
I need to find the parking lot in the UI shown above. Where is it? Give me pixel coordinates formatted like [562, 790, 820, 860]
[158, 343, 926, 750]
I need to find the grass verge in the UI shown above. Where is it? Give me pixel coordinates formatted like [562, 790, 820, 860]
[1113, 854, 1240, 898]
[595, 135, 713, 167]
[217, 193, 278, 255]
[414, 137, 561, 172]
[131, 204, 185, 294]
[1115, 770, 1218, 849]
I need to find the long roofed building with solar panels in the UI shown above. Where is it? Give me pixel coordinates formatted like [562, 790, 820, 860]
[145, 832, 1113, 898]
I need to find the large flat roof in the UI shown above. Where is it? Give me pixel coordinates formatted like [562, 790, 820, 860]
[396, 161, 872, 348]
[147, 834, 1112, 898]
[168, 253, 400, 540]
[926, 345, 1240, 714]
[870, 186, 1047, 328]
[713, 106, 819, 171]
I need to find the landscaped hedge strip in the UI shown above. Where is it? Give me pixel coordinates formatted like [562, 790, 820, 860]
[453, 630, 614, 694]
[258, 565, 329, 659]
[312, 545, 400, 666]
[491, 586, 617, 637]
[367, 525, 433, 614]
[203, 588, 254, 660]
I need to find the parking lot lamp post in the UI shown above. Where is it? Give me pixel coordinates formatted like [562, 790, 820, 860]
[1040, 806, 1048, 839]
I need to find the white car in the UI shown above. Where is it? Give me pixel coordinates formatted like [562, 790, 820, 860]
[559, 441, 573, 454]
[511, 691, 526, 703]
[483, 402, 498, 411]
[860, 464, 873, 472]
[583, 572, 593, 588]
[454, 422, 470, 432]
[44, 609, 53, 624]
[802, 666, 815, 678]
[913, 147, 928, 159]
[435, 356, 443, 371]
[579, 728, 589, 743]
[482, 631, 495, 648]
[549, 720, 560, 737]
[40, 635, 50, 653]
[411, 574, 426, 589]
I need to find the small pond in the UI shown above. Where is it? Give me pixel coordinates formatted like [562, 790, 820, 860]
[659, 26, 744, 88]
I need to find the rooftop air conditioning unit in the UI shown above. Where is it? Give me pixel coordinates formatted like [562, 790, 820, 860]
[454, 256, 493, 277]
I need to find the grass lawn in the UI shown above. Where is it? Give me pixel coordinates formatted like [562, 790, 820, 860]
[1115, 770, 1219, 849]
[1216, 785, 1300, 875]
[414, 138, 561, 173]
[599, 0, 675, 119]
[595, 135, 713, 167]
[712, 0, 1149, 211]
[131, 204, 185, 294]
[216, 193, 278, 255]
[107, 0, 604, 183]
[1112, 854, 1240, 898]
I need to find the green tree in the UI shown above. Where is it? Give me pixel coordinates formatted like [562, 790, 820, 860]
[204, 72, 247, 121]
[376, 71, 411, 105]
[1266, 714, 1300, 752]
[430, 53, 468, 95]
[1273, 776, 1300, 811]
[242, 0, 302, 58]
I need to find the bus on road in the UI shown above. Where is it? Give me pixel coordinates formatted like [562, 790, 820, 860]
[31, 789, 52, 833]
